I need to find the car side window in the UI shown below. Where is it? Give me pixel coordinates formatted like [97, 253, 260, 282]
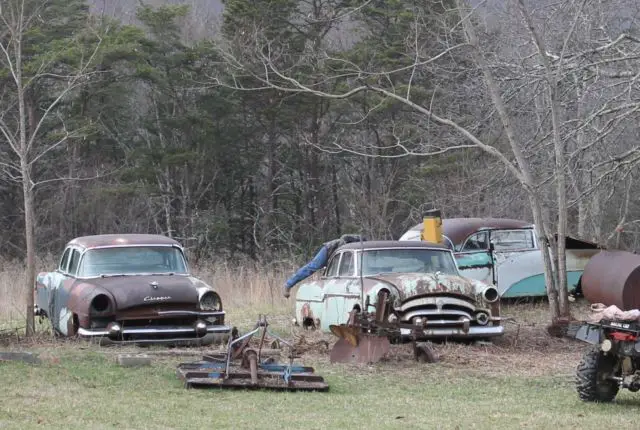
[68, 249, 81, 276]
[491, 229, 535, 251]
[325, 253, 341, 277]
[59, 248, 71, 272]
[461, 232, 489, 251]
[338, 251, 354, 277]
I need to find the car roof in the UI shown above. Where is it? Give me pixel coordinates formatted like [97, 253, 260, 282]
[67, 234, 182, 249]
[337, 240, 449, 251]
[404, 217, 533, 246]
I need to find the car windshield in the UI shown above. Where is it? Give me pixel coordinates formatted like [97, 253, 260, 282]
[77, 246, 188, 277]
[361, 248, 459, 276]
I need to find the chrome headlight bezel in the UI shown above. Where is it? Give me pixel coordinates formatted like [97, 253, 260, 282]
[198, 290, 222, 311]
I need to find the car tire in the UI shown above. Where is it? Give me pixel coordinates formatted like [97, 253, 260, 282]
[576, 346, 620, 402]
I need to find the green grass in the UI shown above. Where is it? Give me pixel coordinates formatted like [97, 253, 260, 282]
[1, 342, 640, 430]
[0, 300, 635, 429]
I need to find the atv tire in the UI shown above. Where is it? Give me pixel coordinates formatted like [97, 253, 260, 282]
[576, 346, 620, 403]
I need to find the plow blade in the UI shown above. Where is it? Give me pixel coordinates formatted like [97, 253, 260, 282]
[176, 361, 329, 392]
[329, 334, 391, 364]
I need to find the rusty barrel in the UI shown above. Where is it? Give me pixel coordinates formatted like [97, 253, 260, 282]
[582, 250, 640, 310]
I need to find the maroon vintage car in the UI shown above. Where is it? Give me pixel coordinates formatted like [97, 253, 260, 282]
[34, 234, 230, 345]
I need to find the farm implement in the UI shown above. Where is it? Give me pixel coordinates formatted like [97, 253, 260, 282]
[176, 315, 329, 392]
[329, 290, 437, 364]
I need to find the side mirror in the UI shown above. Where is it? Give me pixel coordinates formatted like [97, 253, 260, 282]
[489, 242, 495, 252]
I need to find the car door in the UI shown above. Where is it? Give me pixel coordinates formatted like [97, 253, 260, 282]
[453, 230, 496, 285]
[488, 228, 545, 297]
[44, 246, 81, 335]
[320, 251, 361, 331]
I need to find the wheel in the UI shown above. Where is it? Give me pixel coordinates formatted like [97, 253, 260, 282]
[576, 346, 620, 402]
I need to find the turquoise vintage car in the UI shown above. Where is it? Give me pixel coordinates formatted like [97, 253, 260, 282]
[293, 240, 504, 341]
[399, 218, 601, 298]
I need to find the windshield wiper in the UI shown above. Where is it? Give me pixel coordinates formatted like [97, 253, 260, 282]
[99, 273, 130, 278]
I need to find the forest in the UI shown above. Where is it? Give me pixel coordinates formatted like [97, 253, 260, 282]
[1, 0, 639, 264]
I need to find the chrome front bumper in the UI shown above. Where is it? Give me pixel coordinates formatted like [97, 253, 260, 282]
[400, 324, 504, 339]
[77, 324, 232, 337]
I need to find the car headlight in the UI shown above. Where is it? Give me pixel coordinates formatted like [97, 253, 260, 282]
[199, 291, 221, 311]
[90, 294, 113, 314]
[481, 286, 499, 303]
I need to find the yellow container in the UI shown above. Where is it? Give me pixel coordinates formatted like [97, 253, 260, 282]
[421, 210, 443, 244]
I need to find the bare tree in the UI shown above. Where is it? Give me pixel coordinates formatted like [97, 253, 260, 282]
[0, 0, 102, 335]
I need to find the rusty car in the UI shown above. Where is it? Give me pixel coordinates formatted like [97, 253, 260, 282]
[399, 217, 601, 299]
[292, 240, 504, 341]
[34, 234, 231, 345]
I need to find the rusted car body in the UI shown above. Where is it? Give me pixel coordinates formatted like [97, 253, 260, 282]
[399, 217, 601, 298]
[34, 234, 230, 345]
[293, 240, 504, 341]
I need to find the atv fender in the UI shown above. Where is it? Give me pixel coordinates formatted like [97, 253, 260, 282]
[575, 324, 601, 345]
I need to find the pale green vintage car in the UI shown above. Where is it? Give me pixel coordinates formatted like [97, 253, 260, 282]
[293, 240, 505, 341]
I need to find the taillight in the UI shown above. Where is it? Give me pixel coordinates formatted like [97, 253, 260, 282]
[609, 331, 637, 342]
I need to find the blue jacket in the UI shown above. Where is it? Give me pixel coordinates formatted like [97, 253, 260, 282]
[284, 246, 329, 289]
[284, 235, 364, 290]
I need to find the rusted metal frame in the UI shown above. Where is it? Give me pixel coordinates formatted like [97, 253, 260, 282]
[223, 315, 296, 383]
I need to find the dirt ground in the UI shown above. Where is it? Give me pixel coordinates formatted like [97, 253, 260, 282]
[1, 299, 596, 380]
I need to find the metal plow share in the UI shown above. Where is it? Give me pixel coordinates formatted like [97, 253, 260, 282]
[328, 291, 436, 365]
[176, 315, 329, 392]
[329, 323, 391, 364]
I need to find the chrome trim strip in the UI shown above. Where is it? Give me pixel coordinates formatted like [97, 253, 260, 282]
[156, 310, 225, 317]
[400, 325, 504, 338]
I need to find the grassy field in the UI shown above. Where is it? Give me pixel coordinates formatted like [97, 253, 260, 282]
[1, 301, 640, 429]
[2, 261, 639, 429]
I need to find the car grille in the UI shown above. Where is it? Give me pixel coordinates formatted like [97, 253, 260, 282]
[116, 303, 199, 320]
[112, 303, 223, 329]
[399, 296, 478, 324]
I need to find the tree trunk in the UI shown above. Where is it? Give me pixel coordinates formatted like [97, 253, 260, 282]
[458, 1, 561, 320]
[21, 160, 36, 336]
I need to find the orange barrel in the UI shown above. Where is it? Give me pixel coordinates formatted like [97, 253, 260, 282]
[582, 250, 640, 310]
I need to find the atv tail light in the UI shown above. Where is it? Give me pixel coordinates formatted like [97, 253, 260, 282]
[610, 331, 637, 342]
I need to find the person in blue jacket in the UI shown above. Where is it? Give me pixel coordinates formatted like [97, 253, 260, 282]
[282, 234, 365, 298]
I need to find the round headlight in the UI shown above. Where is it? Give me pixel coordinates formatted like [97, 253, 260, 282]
[482, 287, 499, 303]
[199, 291, 221, 311]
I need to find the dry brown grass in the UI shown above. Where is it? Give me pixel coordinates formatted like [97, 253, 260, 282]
[0, 256, 298, 328]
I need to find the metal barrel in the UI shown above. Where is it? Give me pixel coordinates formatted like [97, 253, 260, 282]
[582, 250, 640, 310]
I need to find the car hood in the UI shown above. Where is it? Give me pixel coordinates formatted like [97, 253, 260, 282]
[76, 274, 200, 309]
[364, 272, 477, 300]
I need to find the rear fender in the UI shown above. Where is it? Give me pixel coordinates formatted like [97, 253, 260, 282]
[575, 324, 602, 344]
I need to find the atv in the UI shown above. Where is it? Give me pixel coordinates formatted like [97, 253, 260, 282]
[575, 319, 640, 402]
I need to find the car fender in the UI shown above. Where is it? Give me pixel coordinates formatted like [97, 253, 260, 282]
[67, 283, 118, 331]
[363, 279, 403, 309]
